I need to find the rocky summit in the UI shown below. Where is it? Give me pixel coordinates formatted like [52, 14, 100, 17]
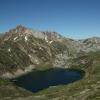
[0, 25, 100, 100]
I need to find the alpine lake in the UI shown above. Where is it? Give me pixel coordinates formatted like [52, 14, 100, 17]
[12, 68, 85, 93]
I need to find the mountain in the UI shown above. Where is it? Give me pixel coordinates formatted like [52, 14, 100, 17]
[0, 25, 100, 100]
[0, 25, 100, 78]
[0, 25, 84, 78]
[79, 37, 100, 52]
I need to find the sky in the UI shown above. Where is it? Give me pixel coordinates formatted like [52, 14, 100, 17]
[0, 0, 100, 39]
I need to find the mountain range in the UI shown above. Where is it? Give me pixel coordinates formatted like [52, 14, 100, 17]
[0, 25, 100, 100]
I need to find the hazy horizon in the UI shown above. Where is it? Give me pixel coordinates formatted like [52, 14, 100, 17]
[0, 0, 100, 39]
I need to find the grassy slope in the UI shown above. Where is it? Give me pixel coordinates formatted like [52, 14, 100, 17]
[31, 51, 100, 100]
[0, 51, 99, 100]
[0, 51, 100, 100]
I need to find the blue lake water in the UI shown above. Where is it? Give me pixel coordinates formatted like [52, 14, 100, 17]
[13, 68, 84, 92]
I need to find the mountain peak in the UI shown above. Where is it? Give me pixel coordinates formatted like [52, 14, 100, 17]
[16, 25, 27, 31]
[8, 25, 33, 36]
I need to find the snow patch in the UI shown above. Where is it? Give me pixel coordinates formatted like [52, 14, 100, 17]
[14, 37, 18, 41]
[25, 36, 28, 41]
[39, 47, 43, 50]
[49, 41, 53, 44]
[28, 54, 32, 58]
[8, 48, 11, 52]
[44, 36, 49, 42]
[35, 59, 39, 64]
